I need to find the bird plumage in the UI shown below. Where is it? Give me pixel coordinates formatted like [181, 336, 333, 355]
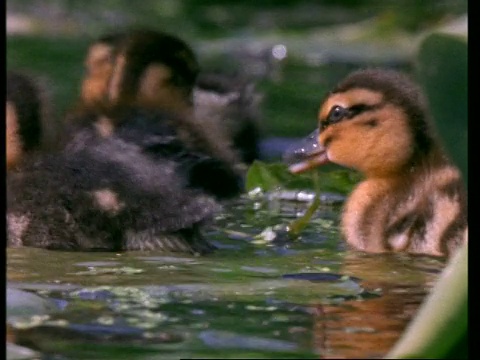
[7, 29, 252, 253]
[284, 68, 467, 258]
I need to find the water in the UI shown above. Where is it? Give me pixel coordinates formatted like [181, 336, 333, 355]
[7, 193, 446, 359]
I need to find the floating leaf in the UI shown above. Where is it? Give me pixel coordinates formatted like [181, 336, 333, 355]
[245, 160, 360, 195]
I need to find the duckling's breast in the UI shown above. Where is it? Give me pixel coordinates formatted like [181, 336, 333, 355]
[342, 163, 467, 257]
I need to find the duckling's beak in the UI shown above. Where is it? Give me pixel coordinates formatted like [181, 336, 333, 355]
[283, 129, 329, 174]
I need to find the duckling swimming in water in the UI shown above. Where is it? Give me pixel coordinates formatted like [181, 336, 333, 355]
[7, 131, 219, 253]
[7, 32, 242, 252]
[75, 28, 262, 165]
[67, 29, 244, 200]
[284, 68, 467, 258]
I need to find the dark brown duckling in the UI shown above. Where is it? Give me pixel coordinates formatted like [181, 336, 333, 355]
[75, 28, 262, 165]
[284, 68, 467, 258]
[65, 105, 244, 200]
[66, 29, 244, 200]
[7, 120, 220, 253]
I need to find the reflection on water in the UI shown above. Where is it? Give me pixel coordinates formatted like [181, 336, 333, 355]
[7, 194, 445, 359]
[311, 252, 441, 359]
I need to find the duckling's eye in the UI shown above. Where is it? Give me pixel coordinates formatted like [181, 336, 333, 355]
[325, 105, 349, 126]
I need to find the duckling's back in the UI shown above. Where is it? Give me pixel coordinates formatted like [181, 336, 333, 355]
[7, 135, 219, 253]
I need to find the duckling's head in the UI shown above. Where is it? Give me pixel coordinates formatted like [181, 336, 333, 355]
[81, 32, 125, 108]
[6, 71, 43, 170]
[284, 68, 436, 178]
[107, 29, 200, 116]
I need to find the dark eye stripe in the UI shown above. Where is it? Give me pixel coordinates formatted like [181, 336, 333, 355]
[321, 102, 385, 130]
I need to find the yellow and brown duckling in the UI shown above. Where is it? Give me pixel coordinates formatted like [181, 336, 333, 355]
[6, 71, 46, 171]
[74, 28, 262, 165]
[284, 68, 467, 258]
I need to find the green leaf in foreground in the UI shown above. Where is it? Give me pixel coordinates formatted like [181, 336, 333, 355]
[245, 160, 283, 192]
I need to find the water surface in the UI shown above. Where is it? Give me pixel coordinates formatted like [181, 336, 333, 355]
[7, 194, 445, 359]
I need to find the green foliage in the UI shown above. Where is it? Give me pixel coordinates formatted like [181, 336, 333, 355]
[286, 170, 322, 237]
[415, 32, 468, 184]
[245, 160, 360, 239]
[245, 160, 361, 195]
[6, 35, 89, 116]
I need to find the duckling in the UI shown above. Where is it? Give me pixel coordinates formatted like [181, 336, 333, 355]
[7, 32, 244, 252]
[7, 123, 219, 253]
[66, 29, 244, 200]
[6, 71, 45, 170]
[74, 28, 262, 165]
[284, 68, 467, 258]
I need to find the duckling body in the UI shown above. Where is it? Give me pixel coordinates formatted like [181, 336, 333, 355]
[284, 68, 467, 258]
[7, 122, 219, 253]
[65, 106, 243, 200]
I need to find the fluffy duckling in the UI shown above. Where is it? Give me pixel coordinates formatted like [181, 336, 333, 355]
[65, 105, 244, 200]
[6, 71, 45, 170]
[75, 28, 262, 165]
[7, 133, 219, 253]
[66, 29, 244, 200]
[7, 33, 246, 252]
[284, 68, 467, 258]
